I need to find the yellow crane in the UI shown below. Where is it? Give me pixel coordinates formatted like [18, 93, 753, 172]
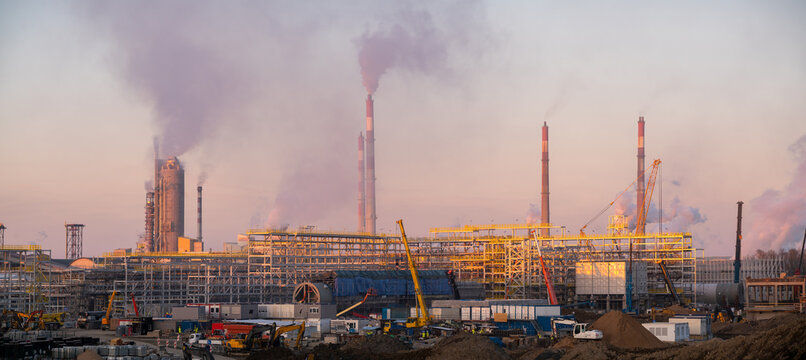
[102, 290, 117, 330]
[397, 219, 430, 328]
[636, 159, 661, 235]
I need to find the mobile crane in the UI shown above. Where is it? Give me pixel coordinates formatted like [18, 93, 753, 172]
[530, 230, 557, 305]
[397, 220, 431, 328]
[101, 290, 117, 330]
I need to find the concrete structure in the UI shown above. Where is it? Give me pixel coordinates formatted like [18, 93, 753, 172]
[364, 94, 376, 234]
[357, 132, 366, 233]
[575, 261, 648, 296]
[540, 122, 550, 237]
[637, 116, 645, 233]
[744, 276, 806, 320]
[155, 157, 185, 252]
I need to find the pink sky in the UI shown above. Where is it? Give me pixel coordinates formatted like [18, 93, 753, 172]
[1, 1, 805, 257]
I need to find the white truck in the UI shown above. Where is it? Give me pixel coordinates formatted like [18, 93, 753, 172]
[551, 319, 603, 340]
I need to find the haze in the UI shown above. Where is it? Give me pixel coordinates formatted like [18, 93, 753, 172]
[1, 0, 804, 257]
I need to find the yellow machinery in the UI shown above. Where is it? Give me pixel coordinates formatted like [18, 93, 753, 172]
[228, 322, 306, 353]
[101, 290, 117, 330]
[397, 219, 431, 328]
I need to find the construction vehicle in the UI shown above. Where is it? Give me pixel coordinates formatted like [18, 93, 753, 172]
[226, 322, 306, 354]
[530, 230, 558, 305]
[397, 219, 431, 328]
[336, 288, 377, 317]
[551, 319, 603, 340]
[101, 290, 117, 330]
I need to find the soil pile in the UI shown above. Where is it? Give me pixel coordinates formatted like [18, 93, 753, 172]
[589, 311, 665, 350]
[713, 313, 801, 338]
[426, 333, 509, 360]
[560, 341, 620, 360]
[636, 314, 806, 360]
[245, 346, 296, 360]
[340, 334, 411, 355]
[550, 337, 575, 350]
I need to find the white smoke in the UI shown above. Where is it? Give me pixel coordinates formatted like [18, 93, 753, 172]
[747, 134, 806, 250]
[526, 203, 541, 224]
[613, 189, 705, 232]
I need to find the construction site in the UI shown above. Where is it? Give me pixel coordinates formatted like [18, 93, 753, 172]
[1, 105, 805, 360]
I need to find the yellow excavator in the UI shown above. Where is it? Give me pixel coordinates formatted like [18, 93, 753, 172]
[226, 322, 306, 353]
[101, 290, 117, 330]
[397, 220, 431, 329]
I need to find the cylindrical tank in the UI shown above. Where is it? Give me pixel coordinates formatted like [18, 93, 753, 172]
[158, 157, 184, 252]
[696, 283, 742, 307]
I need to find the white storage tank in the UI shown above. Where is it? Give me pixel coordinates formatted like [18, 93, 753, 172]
[642, 322, 689, 342]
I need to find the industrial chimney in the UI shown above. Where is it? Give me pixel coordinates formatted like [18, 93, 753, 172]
[540, 122, 550, 237]
[197, 185, 203, 247]
[637, 116, 645, 230]
[358, 132, 366, 233]
[365, 94, 377, 234]
[734, 201, 743, 284]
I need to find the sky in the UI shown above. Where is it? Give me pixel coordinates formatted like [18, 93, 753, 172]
[1, 0, 804, 258]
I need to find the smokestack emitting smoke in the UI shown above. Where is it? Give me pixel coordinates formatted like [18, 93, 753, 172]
[358, 132, 366, 233]
[365, 95, 377, 234]
[541, 122, 550, 237]
[637, 116, 645, 234]
[197, 185, 203, 245]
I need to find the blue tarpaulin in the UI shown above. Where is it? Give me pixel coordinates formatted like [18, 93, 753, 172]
[331, 270, 452, 297]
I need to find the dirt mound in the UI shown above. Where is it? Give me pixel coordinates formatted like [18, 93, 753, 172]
[341, 334, 411, 355]
[560, 341, 620, 360]
[589, 311, 665, 350]
[517, 348, 563, 360]
[550, 337, 575, 350]
[713, 312, 802, 338]
[636, 314, 806, 360]
[426, 332, 510, 360]
[245, 346, 296, 360]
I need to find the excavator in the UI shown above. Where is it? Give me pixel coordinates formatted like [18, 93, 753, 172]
[397, 220, 431, 329]
[101, 290, 117, 330]
[224, 322, 306, 354]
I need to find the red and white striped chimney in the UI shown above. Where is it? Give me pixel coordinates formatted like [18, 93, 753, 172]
[358, 132, 366, 233]
[197, 185, 202, 247]
[637, 116, 645, 232]
[540, 122, 550, 237]
[365, 94, 376, 234]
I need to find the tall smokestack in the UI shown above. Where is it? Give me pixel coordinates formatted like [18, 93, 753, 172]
[358, 133, 366, 233]
[153, 142, 161, 251]
[197, 185, 203, 245]
[365, 94, 376, 234]
[734, 201, 743, 284]
[540, 122, 550, 237]
[637, 116, 645, 232]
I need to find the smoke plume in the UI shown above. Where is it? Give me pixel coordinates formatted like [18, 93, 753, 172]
[526, 203, 541, 224]
[613, 190, 705, 232]
[144, 180, 153, 192]
[747, 134, 806, 250]
[83, 2, 260, 157]
[357, 1, 487, 94]
[197, 171, 208, 187]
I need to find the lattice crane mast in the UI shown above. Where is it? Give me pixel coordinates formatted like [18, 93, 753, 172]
[636, 159, 661, 236]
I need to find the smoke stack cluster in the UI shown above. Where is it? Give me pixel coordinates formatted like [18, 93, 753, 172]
[358, 133, 366, 232]
[637, 116, 646, 234]
[540, 122, 550, 237]
[363, 94, 377, 234]
[147, 152, 185, 252]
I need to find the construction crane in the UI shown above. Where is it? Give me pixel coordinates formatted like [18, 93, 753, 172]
[531, 230, 558, 305]
[101, 290, 117, 330]
[578, 159, 661, 236]
[396, 219, 430, 328]
[336, 288, 377, 317]
[636, 159, 662, 236]
[657, 260, 681, 305]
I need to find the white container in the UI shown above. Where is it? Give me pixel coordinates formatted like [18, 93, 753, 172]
[669, 316, 710, 338]
[481, 307, 491, 321]
[461, 307, 471, 321]
[642, 322, 689, 342]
